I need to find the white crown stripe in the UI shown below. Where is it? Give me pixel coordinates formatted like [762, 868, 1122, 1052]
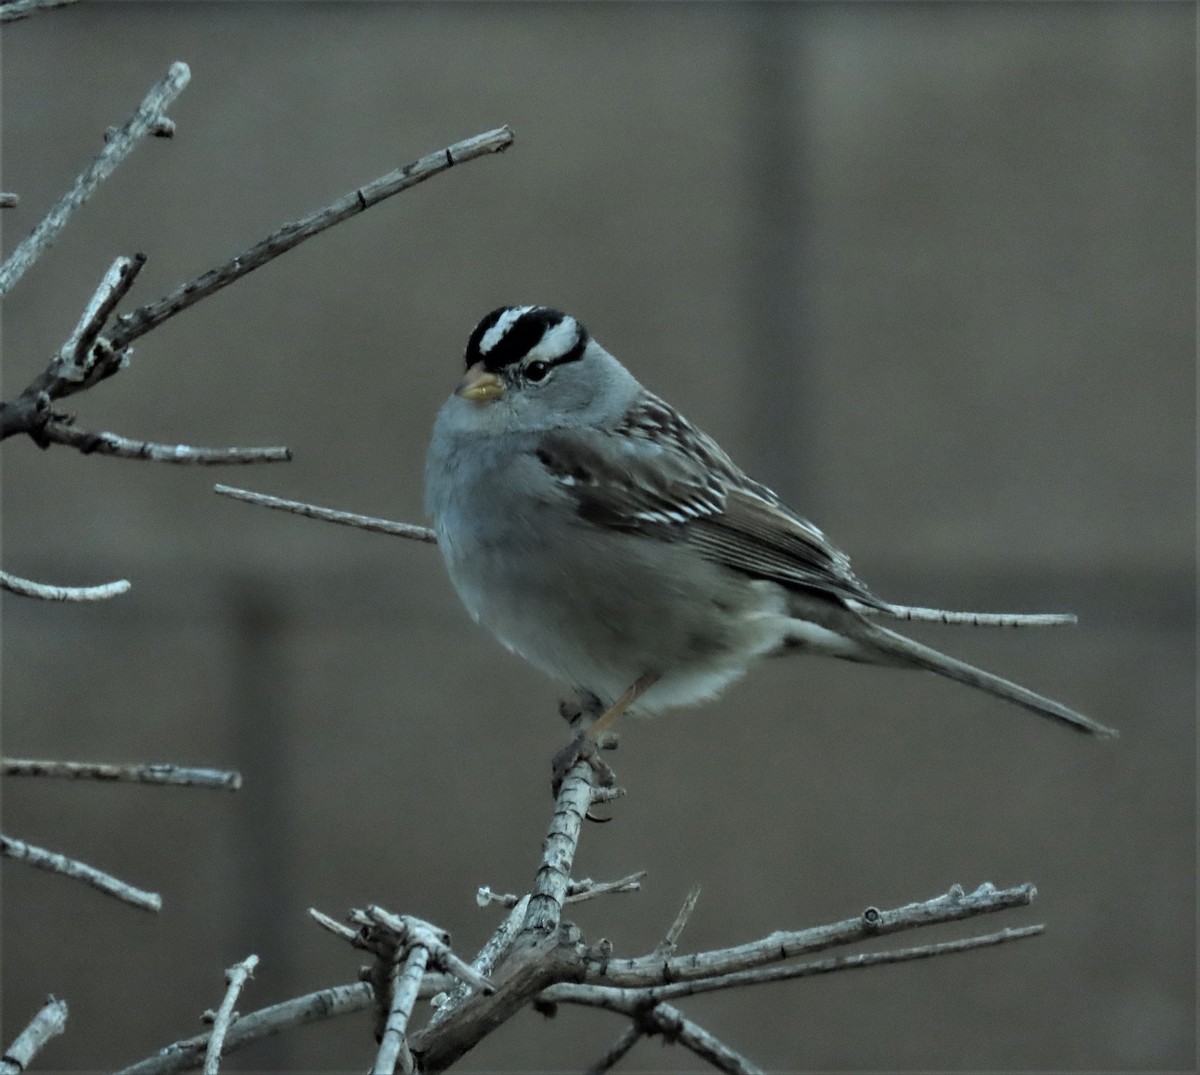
[478, 305, 535, 354]
[537, 316, 582, 360]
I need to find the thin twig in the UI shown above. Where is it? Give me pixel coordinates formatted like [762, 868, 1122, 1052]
[641, 1003, 763, 1075]
[586, 881, 1038, 987]
[113, 982, 391, 1075]
[0, 62, 189, 295]
[1, 758, 242, 790]
[204, 955, 259, 1074]
[476, 872, 646, 910]
[554, 925, 1046, 1008]
[0, 833, 161, 912]
[584, 1023, 642, 1075]
[657, 885, 702, 955]
[358, 908, 493, 994]
[213, 485, 435, 541]
[56, 254, 146, 382]
[373, 945, 429, 1075]
[522, 758, 596, 934]
[427, 895, 530, 1030]
[42, 424, 292, 464]
[108, 126, 514, 349]
[0, 0, 81, 23]
[0, 997, 69, 1075]
[0, 193, 19, 207]
[0, 569, 130, 601]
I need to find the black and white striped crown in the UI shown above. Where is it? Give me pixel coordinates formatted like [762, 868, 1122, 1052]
[465, 306, 590, 373]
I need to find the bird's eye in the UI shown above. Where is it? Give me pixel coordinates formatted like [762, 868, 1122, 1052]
[524, 360, 550, 383]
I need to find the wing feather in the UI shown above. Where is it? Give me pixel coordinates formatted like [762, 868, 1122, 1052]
[533, 394, 883, 608]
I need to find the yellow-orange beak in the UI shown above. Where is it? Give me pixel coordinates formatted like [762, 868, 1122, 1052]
[455, 361, 503, 402]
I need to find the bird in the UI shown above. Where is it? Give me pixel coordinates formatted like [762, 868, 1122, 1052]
[423, 304, 1118, 773]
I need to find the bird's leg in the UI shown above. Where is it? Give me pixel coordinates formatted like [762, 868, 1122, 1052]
[551, 674, 659, 804]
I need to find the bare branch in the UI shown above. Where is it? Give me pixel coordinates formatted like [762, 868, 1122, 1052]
[0, 0, 80, 22]
[204, 955, 259, 1075]
[0, 833, 161, 912]
[0, 193, 19, 207]
[427, 895, 530, 1031]
[113, 982, 387, 1075]
[0, 569, 130, 601]
[108, 126, 514, 349]
[657, 884, 702, 956]
[0, 62, 189, 295]
[859, 601, 1077, 627]
[373, 946, 428, 1075]
[561, 924, 1045, 1010]
[586, 881, 1038, 988]
[638, 1003, 762, 1075]
[476, 872, 646, 910]
[354, 908, 494, 996]
[0, 997, 69, 1075]
[522, 758, 597, 934]
[41, 423, 291, 465]
[584, 1023, 642, 1075]
[1, 758, 242, 789]
[56, 254, 146, 382]
[214, 485, 435, 541]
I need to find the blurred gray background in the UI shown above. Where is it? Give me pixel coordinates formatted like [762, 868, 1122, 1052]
[1, 2, 1194, 1071]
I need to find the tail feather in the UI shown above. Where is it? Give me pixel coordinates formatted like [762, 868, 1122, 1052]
[855, 621, 1119, 738]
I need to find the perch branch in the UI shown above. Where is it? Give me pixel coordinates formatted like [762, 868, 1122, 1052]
[203, 955, 259, 1075]
[1, 193, 20, 207]
[522, 758, 598, 934]
[0, 997, 69, 1075]
[107, 126, 514, 349]
[0, 570, 130, 601]
[0, 833, 160, 912]
[0, 62, 189, 295]
[1, 758, 242, 789]
[213, 485, 435, 541]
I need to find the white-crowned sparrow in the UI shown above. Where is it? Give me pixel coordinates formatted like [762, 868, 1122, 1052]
[424, 305, 1118, 745]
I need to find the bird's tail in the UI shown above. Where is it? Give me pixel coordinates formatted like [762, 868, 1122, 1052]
[853, 621, 1119, 738]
